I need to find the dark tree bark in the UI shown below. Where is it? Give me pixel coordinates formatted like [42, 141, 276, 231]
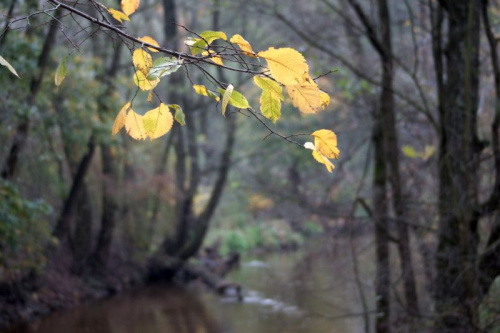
[1, 11, 60, 179]
[433, 0, 482, 331]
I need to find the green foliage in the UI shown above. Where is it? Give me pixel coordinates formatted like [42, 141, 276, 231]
[0, 180, 53, 277]
[302, 220, 323, 236]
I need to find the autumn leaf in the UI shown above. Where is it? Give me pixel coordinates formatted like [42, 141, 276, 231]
[132, 49, 152, 75]
[121, 0, 139, 16]
[108, 8, 129, 23]
[201, 50, 224, 66]
[312, 129, 340, 159]
[138, 36, 160, 52]
[193, 85, 220, 101]
[0, 55, 20, 78]
[133, 70, 159, 91]
[313, 150, 335, 173]
[319, 90, 330, 110]
[169, 104, 186, 126]
[253, 76, 284, 123]
[187, 31, 227, 55]
[142, 103, 173, 140]
[217, 86, 250, 115]
[221, 84, 233, 117]
[286, 81, 321, 114]
[55, 56, 68, 87]
[125, 110, 146, 140]
[112, 102, 131, 136]
[230, 34, 256, 57]
[258, 47, 310, 85]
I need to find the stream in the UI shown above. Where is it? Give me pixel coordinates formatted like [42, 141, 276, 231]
[7, 237, 374, 333]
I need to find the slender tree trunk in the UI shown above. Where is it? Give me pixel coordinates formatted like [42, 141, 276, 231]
[1, 11, 60, 179]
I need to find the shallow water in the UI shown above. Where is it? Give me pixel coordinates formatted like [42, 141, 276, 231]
[8, 238, 375, 333]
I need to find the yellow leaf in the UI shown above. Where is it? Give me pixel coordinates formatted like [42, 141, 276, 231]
[319, 90, 330, 110]
[133, 49, 152, 75]
[125, 110, 146, 140]
[0, 55, 20, 78]
[54, 56, 68, 87]
[258, 47, 310, 85]
[221, 84, 234, 117]
[121, 0, 140, 16]
[230, 34, 256, 57]
[313, 150, 335, 173]
[193, 85, 220, 102]
[133, 70, 159, 91]
[201, 50, 224, 66]
[142, 103, 173, 140]
[112, 102, 131, 136]
[138, 36, 160, 52]
[108, 8, 129, 23]
[286, 82, 321, 114]
[312, 129, 340, 159]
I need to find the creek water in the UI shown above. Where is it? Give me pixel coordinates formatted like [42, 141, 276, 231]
[9, 237, 375, 333]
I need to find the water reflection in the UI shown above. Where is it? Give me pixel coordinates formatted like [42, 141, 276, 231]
[10, 285, 222, 333]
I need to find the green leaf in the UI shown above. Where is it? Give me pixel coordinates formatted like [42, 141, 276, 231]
[253, 76, 284, 123]
[0, 56, 20, 78]
[187, 30, 227, 55]
[193, 85, 220, 102]
[147, 57, 182, 80]
[169, 104, 186, 126]
[402, 145, 420, 159]
[217, 86, 250, 113]
[55, 56, 68, 87]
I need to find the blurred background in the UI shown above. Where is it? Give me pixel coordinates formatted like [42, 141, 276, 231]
[1, 0, 500, 332]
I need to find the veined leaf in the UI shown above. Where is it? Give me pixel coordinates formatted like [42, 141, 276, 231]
[319, 90, 330, 110]
[108, 8, 129, 23]
[304, 140, 336, 173]
[193, 85, 220, 102]
[125, 110, 146, 140]
[217, 86, 250, 112]
[253, 76, 284, 123]
[221, 84, 233, 117]
[55, 56, 68, 87]
[112, 102, 131, 135]
[312, 129, 339, 159]
[147, 57, 182, 80]
[133, 49, 152, 75]
[201, 50, 224, 66]
[258, 47, 310, 85]
[188, 30, 227, 55]
[230, 34, 256, 57]
[121, 0, 139, 16]
[143, 103, 173, 140]
[133, 70, 159, 91]
[169, 104, 186, 126]
[286, 81, 321, 114]
[0, 55, 19, 78]
[138, 36, 160, 52]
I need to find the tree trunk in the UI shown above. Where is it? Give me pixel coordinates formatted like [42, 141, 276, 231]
[434, 0, 481, 331]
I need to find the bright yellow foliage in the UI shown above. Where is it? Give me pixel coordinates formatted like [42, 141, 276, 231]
[143, 104, 173, 140]
[319, 90, 330, 110]
[258, 47, 309, 85]
[108, 8, 130, 23]
[121, 0, 140, 16]
[312, 129, 340, 159]
[286, 82, 321, 114]
[125, 110, 146, 140]
[138, 36, 160, 52]
[133, 70, 159, 91]
[112, 102, 130, 136]
[230, 34, 255, 57]
[133, 49, 152, 75]
[201, 50, 224, 66]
